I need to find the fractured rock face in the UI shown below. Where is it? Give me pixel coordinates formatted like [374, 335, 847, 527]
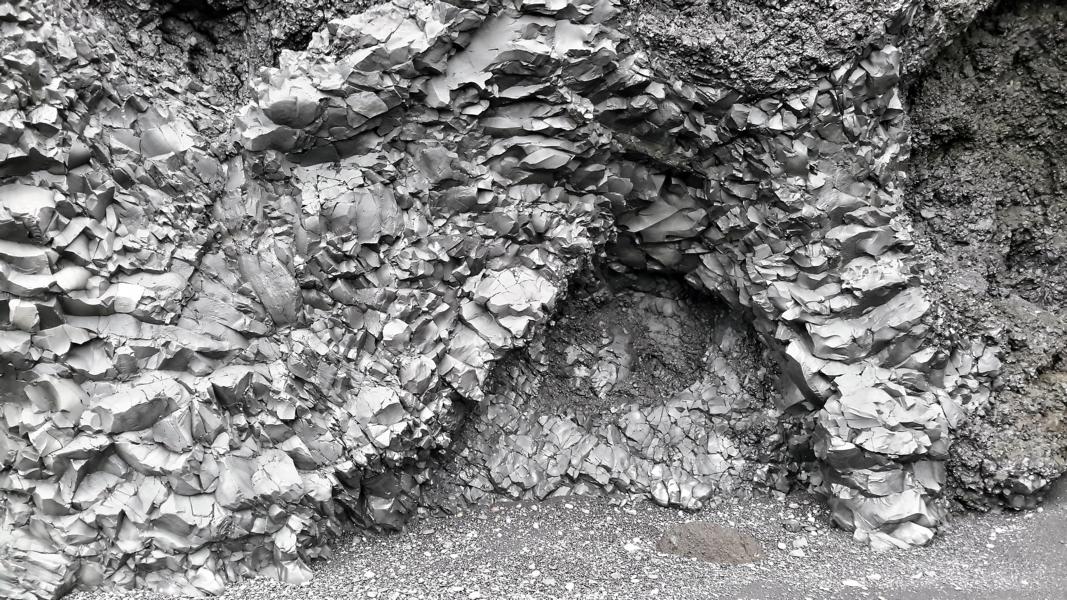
[429, 271, 791, 511]
[906, 0, 1067, 510]
[0, 0, 1061, 598]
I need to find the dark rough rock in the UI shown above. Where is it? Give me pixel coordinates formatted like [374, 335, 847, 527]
[91, 0, 387, 98]
[619, 0, 993, 96]
[905, 0, 1067, 509]
[656, 521, 763, 565]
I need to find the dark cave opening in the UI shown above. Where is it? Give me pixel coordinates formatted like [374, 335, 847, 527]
[425, 256, 815, 512]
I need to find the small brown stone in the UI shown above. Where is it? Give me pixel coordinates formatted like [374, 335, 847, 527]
[656, 522, 763, 564]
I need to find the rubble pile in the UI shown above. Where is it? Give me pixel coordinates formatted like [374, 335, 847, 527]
[0, 0, 1060, 598]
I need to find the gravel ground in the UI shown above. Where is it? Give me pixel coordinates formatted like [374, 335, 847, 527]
[73, 478, 1066, 600]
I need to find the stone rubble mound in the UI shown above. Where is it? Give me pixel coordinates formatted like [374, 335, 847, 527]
[0, 0, 1058, 598]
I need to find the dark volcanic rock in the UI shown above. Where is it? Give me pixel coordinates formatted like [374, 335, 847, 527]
[0, 0, 1064, 598]
[619, 0, 993, 96]
[906, 0, 1067, 510]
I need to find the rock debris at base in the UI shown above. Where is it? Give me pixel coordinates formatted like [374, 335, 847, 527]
[68, 484, 1067, 600]
[427, 273, 795, 513]
[1, 0, 1065, 598]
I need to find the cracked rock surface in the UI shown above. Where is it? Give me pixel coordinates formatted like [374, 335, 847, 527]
[67, 481, 1067, 600]
[905, 0, 1067, 510]
[0, 0, 1063, 598]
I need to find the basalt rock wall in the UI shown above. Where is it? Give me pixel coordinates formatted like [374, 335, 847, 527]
[0, 0, 1062, 598]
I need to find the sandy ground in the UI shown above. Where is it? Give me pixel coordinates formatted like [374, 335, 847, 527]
[73, 477, 1067, 600]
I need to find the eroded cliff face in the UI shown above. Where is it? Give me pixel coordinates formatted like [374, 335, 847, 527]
[905, 0, 1067, 509]
[618, 0, 994, 94]
[0, 0, 1061, 598]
